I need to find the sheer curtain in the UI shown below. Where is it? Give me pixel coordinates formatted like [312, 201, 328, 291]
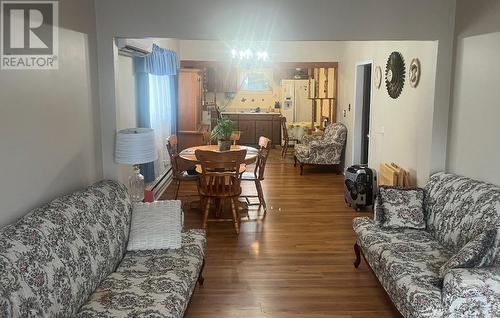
[135, 45, 178, 182]
[148, 74, 173, 178]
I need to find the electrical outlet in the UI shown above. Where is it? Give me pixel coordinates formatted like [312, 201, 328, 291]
[343, 109, 347, 117]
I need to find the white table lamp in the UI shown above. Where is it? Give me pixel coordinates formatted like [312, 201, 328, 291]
[115, 128, 157, 202]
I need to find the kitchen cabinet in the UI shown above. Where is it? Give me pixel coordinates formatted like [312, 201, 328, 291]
[272, 116, 282, 145]
[238, 120, 256, 144]
[182, 61, 238, 93]
[255, 120, 273, 142]
[212, 112, 282, 146]
[178, 68, 206, 149]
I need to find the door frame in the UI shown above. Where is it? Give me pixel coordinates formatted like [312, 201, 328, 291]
[352, 60, 374, 165]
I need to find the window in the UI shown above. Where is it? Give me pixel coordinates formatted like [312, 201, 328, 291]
[239, 69, 273, 92]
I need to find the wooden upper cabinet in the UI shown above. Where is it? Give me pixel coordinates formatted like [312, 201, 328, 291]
[206, 67, 217, 93]
[222, 66, 238, 92]
[208, 64, 238, 93]
[178, 69, 202, 132]
[181, 61, 238, 93]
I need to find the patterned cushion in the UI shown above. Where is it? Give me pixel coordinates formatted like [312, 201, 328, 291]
[353, 217, 444, 273]
[425, 173, 500, 257]
[77, 229, 206, 318]
[0, 181, 132, 318]
[301, 134, 321, 145]
[373, 200, 383, 225]
[294, 123, 347, 165]
[378, 246, 451, 318]
[442, 267, 500, 318]
[377, 187, 426, 229]
[439, 229, 498, 278]
[294, 144, 310, 158]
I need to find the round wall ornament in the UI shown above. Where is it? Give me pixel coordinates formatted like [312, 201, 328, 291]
[374, 65, 382, 89]
[409, 58, 421, 88]
[385, 51, 405, 99]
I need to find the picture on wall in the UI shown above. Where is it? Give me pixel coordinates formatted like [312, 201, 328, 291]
[385, 51, 405, 99]
[409, 58, 421, 88]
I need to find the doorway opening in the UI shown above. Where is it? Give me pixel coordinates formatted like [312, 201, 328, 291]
[353, 62, 373, 165]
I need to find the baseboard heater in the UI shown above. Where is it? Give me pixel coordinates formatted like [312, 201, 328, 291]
[145, 166, 173, 201]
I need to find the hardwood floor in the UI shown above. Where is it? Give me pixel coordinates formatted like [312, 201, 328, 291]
[160, 148, 401, 318]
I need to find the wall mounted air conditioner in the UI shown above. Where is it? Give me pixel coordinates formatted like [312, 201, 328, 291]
[115, 38, 150, 56]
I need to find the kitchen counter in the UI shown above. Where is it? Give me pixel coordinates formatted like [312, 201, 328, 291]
[221, 111, 281, 115]
[212, 112, 282, 145]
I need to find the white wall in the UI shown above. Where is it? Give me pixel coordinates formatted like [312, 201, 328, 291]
[0, 0, 101, 226]
[338, 41, 438, 186]
[116, 54, 137, 185]
[116, 55, 137, 130]
[447, 0, 500, 185]
[94, 0, 456, 181]
[179, 40, 343, 62]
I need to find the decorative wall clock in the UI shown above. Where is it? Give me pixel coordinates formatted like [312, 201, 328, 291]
[374, 66, 382, 89]
[385, 52, 405, 99]
[409, 58, 421, 88]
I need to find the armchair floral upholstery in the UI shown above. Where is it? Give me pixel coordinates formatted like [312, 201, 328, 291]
[294, 122, 347, 174]
[353, 173, 500, 318]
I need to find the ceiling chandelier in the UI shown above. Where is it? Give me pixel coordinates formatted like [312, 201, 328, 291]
[231, 49, 268, 61]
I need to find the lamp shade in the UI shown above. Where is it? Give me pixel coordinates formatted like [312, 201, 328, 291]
[115, 128, 157, 165]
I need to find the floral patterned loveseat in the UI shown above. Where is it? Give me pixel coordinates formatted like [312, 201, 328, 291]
[0, 180, 206, 318]
[353, 173, 500, 318]
[294, 122, 347, 175]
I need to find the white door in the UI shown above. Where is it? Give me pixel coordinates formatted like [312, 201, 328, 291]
[295, 80, 312, 122]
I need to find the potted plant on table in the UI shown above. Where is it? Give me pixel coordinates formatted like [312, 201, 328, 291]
[211, 116, 233, 151]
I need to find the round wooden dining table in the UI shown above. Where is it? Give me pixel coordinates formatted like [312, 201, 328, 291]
[179, 144, 259, 165]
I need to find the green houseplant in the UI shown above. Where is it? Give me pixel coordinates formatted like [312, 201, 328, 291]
[211, 116, 233, 151]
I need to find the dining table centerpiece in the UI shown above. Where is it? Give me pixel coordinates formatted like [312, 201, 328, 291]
[211, 114, 234, 151]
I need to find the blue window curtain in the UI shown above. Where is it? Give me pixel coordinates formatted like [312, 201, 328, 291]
[134, 45, 178, 182]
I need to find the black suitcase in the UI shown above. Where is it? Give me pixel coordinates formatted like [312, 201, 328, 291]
[344, 165, 377, 211]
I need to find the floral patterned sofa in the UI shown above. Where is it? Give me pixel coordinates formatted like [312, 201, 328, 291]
[0, 180, 206, 318]
[353, 173, 500, 318]
[294, 122, 347, 175]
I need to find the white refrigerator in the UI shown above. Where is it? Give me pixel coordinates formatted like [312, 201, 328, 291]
[281, 79, 313, 145]
[281, 79, 312, 123]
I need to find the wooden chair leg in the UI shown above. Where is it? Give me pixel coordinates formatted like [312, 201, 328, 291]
[255, 180, 267, 215]
[174, 180, 181, 200]
[354, 243, 361, 268]
[300, 163, 304, 175]
[230, 198, 240, 234]
[294, 156, 297, 167]
[202, 198, 211, 230]
[282, 141, 288, 158]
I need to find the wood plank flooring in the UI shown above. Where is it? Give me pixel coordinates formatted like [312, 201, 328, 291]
[160, 149, 401, 318]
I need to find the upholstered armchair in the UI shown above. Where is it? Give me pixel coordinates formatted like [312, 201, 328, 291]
[294, 122, 347, 175]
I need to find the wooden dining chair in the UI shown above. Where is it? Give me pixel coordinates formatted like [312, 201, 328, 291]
[195, 149, 247, 234]
[167, 135, 199, 199]
[230, 130, 241, 145]
[281, 117, 300, 158]
[242, 136, 272, 216]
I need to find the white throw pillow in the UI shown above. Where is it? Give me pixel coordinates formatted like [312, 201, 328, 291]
[127, 200, 183, 251]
